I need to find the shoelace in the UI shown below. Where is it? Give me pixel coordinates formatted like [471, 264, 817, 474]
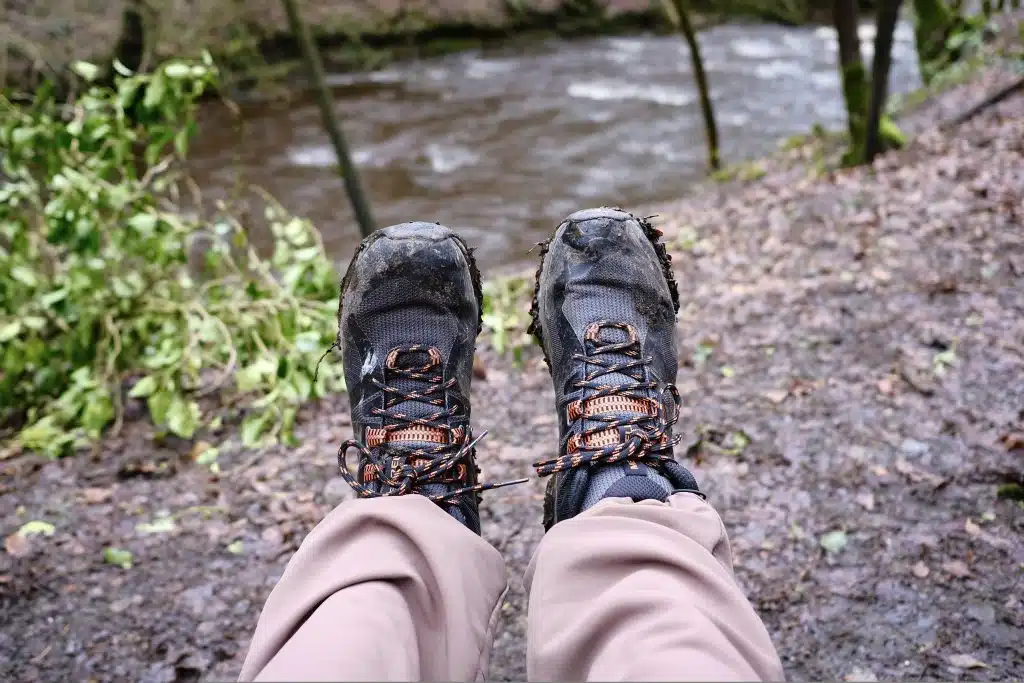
[533, 321, 681, 477]
[338, 344, 527, 502]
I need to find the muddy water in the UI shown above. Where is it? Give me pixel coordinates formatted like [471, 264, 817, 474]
[189, 21, 920, 271]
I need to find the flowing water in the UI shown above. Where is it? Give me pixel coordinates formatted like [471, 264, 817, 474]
[189, 20, 921, 271]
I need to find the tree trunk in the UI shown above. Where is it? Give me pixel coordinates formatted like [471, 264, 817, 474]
[114, 0, 146, 72]
[280, 0, 376, 238]
[864, 0, 903, 162]
[833, 0, 869, 162]
[912, 0, 956, 84]
[663, 0, 720, 171]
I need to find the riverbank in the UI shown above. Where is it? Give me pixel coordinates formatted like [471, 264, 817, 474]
[3, 0, 849, 93]
[2, 61, 1022, 681]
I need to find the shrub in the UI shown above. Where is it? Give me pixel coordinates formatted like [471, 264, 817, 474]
[0, 55, 345, 457]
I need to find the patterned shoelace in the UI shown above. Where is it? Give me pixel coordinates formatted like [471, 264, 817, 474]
[338, 345, 527, 502]
[533, 321, 681, 477]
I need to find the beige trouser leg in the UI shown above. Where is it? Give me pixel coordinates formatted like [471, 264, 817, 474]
[525, 492, 785, 681]
[238, 495, 508, 682]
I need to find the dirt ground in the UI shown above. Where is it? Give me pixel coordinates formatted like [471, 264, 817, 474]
[2, 68, 1023, 682]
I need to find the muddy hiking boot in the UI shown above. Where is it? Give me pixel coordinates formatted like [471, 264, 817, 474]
[333, 222, 526, 534]
[530, 207, 704, 530]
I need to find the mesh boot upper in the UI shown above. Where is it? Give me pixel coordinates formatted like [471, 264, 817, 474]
[334, 223, 488, 532]
[530, 208, 702, 530]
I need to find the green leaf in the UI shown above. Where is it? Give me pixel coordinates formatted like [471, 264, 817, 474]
[72, 61, 101, 82]
[129, 376, 159, 398]
[103, 547, 133, 569]
[11, 265, 37, 287]
[136, 516, 176, 534]
[143, 71, 167, 109]
[18, 520, 56, 537]
[112, 59, 134, 77]
[17, 417, 63, 452]
[148, 390, 173, 426]
[22, 316, 46, 331]
[81, 390, 114, 436]
[820, 530, 848, 555]
[166, 396, 200, 438]
[174, 128, 189, 158]
[118, 79, 142, 109]
[195, 445, 219, 466]
[0, 321, 22, 342]
[39, 288, 69, 308]
[164, 62, 192, 79]
[292, 372, 312, 401]
[241, 411, 270, 447]
[11, 126, 35, 147]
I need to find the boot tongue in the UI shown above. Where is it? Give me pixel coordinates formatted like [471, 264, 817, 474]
[587, 325, 641, 388]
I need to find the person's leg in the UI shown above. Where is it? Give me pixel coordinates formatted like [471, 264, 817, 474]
[241, 496, 507, 682]
[525, 208, 784, 681]
[525, 494, 782, 681]
[239, 223, 524, 682]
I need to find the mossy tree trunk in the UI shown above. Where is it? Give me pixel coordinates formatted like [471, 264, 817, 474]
[864, 0, 904, 162]
[912, 0, 957, 84]
[663, 0, 721, 171]
[833, 0, 869, 162]
[280, 0, 376, 237]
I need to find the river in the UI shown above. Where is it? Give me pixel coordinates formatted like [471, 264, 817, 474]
[188, 20, 921, 271]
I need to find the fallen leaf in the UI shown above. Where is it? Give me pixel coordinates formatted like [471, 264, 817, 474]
[912, 561, 930, 578]
[763, 389, 789, 404]
[136, 516, 176, 534]
[17, 520, 55, 537]
[226, 540, 244, 555]
[4, 533, 31, 558]
[820, 530, 848, 554]
[82, 487, 112, 504]
[855, 492, 875, 511]
[189, 441, 213, 461]
[895, 459, 947, 488]
[103, 547, 133, 569]
[788, 378, 818, 397]
[942, 559, 971, 578]
[1001, 432, 1024, 451]
[871, 465, 889, 476]
[720, 365, 735, 378]
[963, 518, 1011, 548]
[948, 653, 987, 669]
[472, 355, 487, 380]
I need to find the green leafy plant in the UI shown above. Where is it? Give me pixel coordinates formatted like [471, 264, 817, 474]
[481, 276, 533, 363]
[0, 55, 345, 457]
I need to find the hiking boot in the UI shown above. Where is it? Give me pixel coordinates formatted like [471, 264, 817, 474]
[529, 208, 703, 530]
[334, 222, 525, 534]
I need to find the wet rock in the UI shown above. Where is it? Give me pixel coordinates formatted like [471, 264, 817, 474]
[966, 603, 995, 625]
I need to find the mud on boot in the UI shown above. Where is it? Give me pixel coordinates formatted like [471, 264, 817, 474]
[529, 207, 703, 531]
[334, 222, 525, 534]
